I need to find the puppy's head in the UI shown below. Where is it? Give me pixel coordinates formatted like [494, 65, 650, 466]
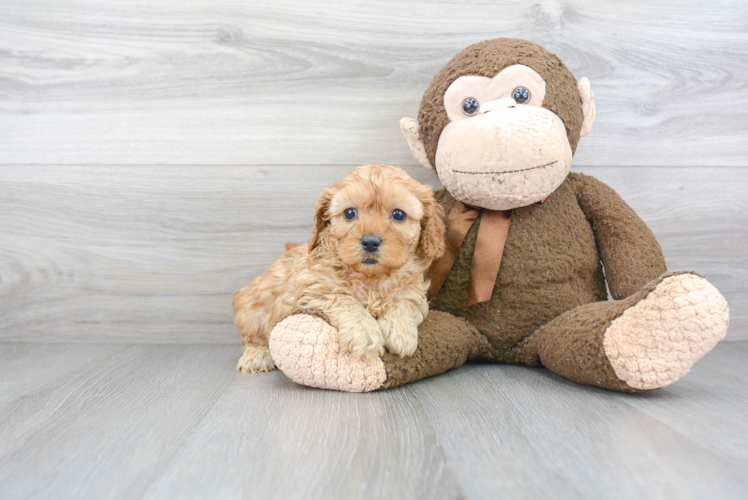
[310, 165, 445, 277]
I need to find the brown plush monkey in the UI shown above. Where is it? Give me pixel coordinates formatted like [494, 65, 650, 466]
[266, 38, 729, 393]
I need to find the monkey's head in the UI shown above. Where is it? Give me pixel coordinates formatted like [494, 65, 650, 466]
[401, 38, 596, 210]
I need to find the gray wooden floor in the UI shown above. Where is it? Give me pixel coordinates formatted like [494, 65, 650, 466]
[1, 341, 747, 500]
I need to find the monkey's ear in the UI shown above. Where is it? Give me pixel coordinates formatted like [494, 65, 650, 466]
[309, 187, 334, 251]
[578, 77, 596, 138]
[400, 118, 433, 170]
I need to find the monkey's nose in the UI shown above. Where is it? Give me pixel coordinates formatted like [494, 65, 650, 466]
[361, 234, 382, 253]
[481, 97, 516, 114]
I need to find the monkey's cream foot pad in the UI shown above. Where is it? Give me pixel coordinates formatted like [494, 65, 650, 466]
[269, 314, 386, 392]
[604, 273, 729, 390]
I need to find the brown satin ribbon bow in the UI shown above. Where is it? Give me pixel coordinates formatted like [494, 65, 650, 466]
[426, 202, 512, 307]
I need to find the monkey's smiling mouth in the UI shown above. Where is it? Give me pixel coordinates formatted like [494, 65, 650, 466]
[453, 161, 557, 175]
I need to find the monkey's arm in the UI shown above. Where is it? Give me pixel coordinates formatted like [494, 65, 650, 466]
[571, 172, 667, 299]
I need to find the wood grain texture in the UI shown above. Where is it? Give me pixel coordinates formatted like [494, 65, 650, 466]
[0, 0, 746, 166]
[612, 342, 748, 462]
[1, 165, 745, 342]
[0, 345, 238, 500]
[409, 344, 748, 500]
[0, 342, 746, 500]
[141, 366, 462, 500]
[0, 343, 127, 404]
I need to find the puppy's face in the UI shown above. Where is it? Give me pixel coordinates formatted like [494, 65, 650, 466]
[310, 165, 445, 277]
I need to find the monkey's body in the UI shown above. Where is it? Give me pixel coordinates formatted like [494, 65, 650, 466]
[431, 176, 608, 359]
[367, 173, 724, 392]
[400, 174, 677, 392]
[264, 38, 729, 393]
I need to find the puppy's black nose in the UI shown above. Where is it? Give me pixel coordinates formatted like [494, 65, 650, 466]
[361, 234, 382, 253]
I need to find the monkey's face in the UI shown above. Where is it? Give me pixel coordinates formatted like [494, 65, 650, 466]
[434, 65, 572, 210]
[401, 39, 596, 211]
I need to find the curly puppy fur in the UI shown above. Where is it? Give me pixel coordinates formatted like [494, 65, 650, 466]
[233, 165, 446, 372]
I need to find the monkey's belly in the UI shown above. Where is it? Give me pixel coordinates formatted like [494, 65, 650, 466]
[430, 179, 607, 360]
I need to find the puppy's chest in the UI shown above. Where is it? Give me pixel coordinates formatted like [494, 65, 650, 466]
[353, 286, 392, 318]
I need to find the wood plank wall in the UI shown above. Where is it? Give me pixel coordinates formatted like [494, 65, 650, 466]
[1, 0, 746, 342]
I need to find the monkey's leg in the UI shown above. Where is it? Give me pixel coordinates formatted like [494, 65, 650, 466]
[518, 271, 729, 392]
[268, 311, 490, 392]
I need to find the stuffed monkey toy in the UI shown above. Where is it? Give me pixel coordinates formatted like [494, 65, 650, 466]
[265, 38, 730, 393]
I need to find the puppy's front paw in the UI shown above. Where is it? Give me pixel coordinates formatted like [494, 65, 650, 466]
[378, 315, 419, 358]
[338, 316, 385, 361]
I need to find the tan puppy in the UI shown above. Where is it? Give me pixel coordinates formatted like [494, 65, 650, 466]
[233, 164, 446, 373]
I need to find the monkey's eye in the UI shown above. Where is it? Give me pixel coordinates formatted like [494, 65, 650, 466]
[392, 209, 406, 221]
[343, 208, 357, 220]
[512, 86, 531, 104]
[462, 97, 480, 116]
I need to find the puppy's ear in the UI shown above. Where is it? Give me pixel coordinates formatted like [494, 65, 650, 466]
[416, 187, 446, 261]
[309, 186, 334, 251]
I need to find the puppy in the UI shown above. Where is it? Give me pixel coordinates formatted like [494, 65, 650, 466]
[233, 164, 446, 372]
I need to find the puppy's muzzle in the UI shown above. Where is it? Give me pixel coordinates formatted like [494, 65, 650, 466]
[361, 235, 381, 264]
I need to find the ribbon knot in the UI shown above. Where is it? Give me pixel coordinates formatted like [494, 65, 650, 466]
[426, 202, 512, 307]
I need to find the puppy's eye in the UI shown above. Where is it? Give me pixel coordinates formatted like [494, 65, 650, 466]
[512, 86, 531, 104]
[392, 209, 406, 221]
[462, 97, 480, 116]
[343, 208, 357, 220]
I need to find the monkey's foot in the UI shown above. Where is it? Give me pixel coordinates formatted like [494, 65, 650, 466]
[603, 273, 729, 390]
[269, 314, 387, 392]
[269, 311, 488, 392]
